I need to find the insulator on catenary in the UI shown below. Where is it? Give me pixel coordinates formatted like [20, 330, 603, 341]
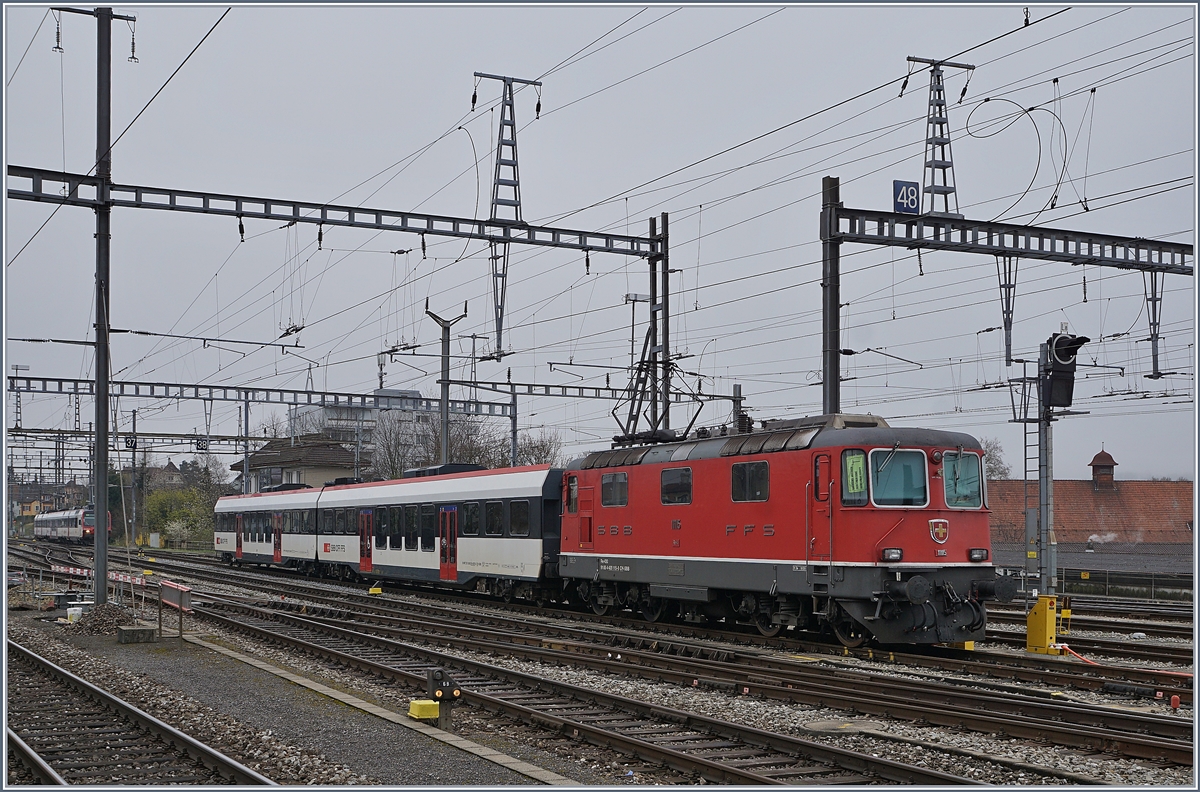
[471, 90, 477, 111]
[317, 225, 323, 250]
[238, 215, 244, 242]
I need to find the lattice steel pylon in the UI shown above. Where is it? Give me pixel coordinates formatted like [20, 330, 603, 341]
[474, 72, 542, 356]
[908, 57, 974, 218]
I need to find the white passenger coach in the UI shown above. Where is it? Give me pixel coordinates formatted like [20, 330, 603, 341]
[215, 465, 563, 601]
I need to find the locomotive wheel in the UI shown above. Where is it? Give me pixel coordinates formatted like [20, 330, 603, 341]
[754, 613, 782, 638]
[832, 616, 869, 648]
[639, 597, 667, 623]
[591, 600, 613, 616]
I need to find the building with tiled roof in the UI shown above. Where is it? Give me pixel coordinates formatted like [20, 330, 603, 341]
[988, 450, 1194, 574]
[230, 434, 361, 493]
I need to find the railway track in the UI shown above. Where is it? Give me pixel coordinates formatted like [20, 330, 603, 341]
[5, 640, 275, 785]
[992, 595, 1194, 622]
[196, 599, 976, 785]
[26, 542, 1191, 703]
[986, 609, 1194, 640]
[204, 591, 1193, 767]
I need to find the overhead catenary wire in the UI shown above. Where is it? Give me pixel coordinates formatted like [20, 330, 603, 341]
[121, 9, 1190, 384]
[7, 7, 232, 268]
[42, 6, 1185, 446]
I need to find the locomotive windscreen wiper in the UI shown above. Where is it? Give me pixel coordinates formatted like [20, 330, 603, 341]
[878, 441, 901, 471]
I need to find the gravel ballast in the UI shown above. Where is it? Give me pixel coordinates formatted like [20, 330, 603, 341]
[5, 610, 538, 785]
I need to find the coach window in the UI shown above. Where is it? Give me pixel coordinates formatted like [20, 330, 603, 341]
[567, 476, 579, 513]
[375, 507, 388, 549]
[841, 450, 869, 507]
[420, 504, 436, 551]
[601, 473, 628, 507]
[661, 468, 692, 505]
[404, 505, 418, 550]
[731, 461, 769, 502]
[510, 500, 530, 536]
[387, 507, 402, 549]
[943, 451, 983, 509]
[461, 502, 481, 536]
[335, 508, 347, 535]
[484, 501, 505, 536]
[870, 448, 928, 507]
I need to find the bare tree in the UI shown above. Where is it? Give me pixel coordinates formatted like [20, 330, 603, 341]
[367, 411, 566, 479]
[517, 427, 565, 467]
[980, 436, 1012, 480]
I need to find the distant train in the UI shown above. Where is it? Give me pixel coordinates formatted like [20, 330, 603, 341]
[215, 413, 1016, 646]
[33, 508, 112, 544]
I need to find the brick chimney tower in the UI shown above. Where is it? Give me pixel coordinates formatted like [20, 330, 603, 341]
[1088, 449, 1118, 491]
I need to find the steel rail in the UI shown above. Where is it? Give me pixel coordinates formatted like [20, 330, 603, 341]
[265, 598, 1194, 750]
[196, 601, 980, 785]
[25, 544, 1193, 703]
[6, 728, 67, 785]
[6, 640, 277, 785]
[986, 610, 1194, 639]
[983, 630, 1194, 665]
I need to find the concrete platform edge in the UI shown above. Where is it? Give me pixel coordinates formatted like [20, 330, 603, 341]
[184, 634, 578, 786]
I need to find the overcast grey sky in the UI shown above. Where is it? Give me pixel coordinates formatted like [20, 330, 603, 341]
[4, 3, 1196, 481]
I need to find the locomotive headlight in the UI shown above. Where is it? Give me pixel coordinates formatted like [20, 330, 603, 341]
[968, 548, 989, 562]
[881, 548, 903, 562]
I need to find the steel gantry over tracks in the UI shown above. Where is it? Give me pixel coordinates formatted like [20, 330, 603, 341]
[818, 175, 1194, 414]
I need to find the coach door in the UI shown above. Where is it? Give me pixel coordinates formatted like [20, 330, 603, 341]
[809, 454, 833, 564]
[235, 515, 243, 560]
[358, 509, 373, 573]
[272, 513, 283, 563]
[438, 506, 457, 581]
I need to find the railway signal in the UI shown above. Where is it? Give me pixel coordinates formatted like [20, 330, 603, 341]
[1040, 333, 1090, 409]
[426, 667, 462, 729]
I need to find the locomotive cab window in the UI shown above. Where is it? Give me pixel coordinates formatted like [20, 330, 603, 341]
[943, 451, 983, 508]
[869, 448, 928, 507]
[841, 450, 868, 506]
[661, 467, 692, 505]
[731, 461, 769, 502]
[601, 473, 628, 507]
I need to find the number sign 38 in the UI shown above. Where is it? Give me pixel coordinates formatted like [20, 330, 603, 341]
[893, 180, 920, 214]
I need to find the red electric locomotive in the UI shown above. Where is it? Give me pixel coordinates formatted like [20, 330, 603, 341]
[558, 413, 1016, 646]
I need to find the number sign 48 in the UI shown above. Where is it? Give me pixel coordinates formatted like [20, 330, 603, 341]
[893, 180, 920, 215]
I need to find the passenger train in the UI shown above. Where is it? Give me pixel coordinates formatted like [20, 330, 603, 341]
[215, 413, 1016, 646]
[33, 508, 112, 544]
